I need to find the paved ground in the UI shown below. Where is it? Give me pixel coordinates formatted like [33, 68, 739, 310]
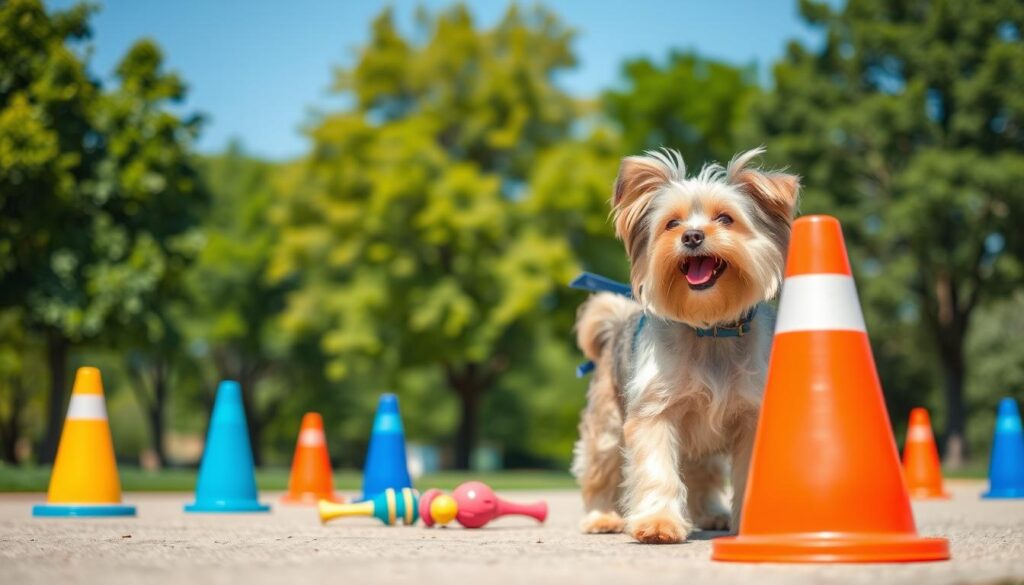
[1, 480, 1022, 585]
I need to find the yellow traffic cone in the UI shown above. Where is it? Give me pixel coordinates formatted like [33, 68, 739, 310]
[33, 367, 136, 517]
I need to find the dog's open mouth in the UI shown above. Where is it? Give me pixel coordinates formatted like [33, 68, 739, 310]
[679, 256, 727, 290]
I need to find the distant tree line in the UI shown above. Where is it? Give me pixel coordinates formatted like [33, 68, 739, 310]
[1, 0, 1021, 469]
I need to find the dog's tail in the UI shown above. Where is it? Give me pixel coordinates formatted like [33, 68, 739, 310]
[576, 292, 637, 361]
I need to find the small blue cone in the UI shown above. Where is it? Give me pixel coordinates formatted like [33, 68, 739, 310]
[361, 393, 413, 501]
[983, 397, 1024, 499]
[185, 381, 270, 512]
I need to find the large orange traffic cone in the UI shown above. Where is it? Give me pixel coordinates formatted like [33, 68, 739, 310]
[281, 412, 342, 505]
[712, 215, 949, 563]
[902, 408, 950, 499]
[33, 367, 136, 517]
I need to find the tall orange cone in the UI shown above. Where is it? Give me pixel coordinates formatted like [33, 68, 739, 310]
[712, 215, 949, 563]
[281, 412, 342, 505]
[902, 408, 950, 499]
[33, 367, 136, 517]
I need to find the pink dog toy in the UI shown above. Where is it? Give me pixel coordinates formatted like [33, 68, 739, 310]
[419, 481, 548, 528]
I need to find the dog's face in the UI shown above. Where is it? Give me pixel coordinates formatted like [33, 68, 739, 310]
[612, 148, 799, 327]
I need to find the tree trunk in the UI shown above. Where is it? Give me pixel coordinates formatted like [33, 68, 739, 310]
[0, 377, 27, 464]
[454, 383, 480, 470]
[938, 334, 967, 468]
[129, 357, 170, 468]
[148, 359, 168, 467]
[931, 272, 970, 469]
[0, 430, 16, 464]
[447, 364, 489, 471]
[41, 331, 69, 464]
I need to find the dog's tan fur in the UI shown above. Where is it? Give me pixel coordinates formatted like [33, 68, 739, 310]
[572, 148, 799, 544]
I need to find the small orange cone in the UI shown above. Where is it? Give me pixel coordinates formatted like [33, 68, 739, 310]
[281, 412, 343, 505]
[33, 367, 135, 517]
[902, 408, 950, 499]
[712, 215, 949, 563]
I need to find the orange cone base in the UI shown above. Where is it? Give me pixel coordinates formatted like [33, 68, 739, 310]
[280, 492, 345, 506]
[712, 533, 950, 563]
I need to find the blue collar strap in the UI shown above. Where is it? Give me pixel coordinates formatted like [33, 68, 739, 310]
[693, 305, 758, 338]
[575, 360, 596, 378]
[569, 272, 633, 297]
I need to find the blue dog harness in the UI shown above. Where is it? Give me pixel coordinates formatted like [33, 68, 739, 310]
[570, 272, 759, 377]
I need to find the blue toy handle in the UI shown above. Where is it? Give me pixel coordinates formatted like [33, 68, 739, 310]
[569, 272, 633, 298]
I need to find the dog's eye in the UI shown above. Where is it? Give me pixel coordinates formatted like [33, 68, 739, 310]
[716, 213, 734, 225]
[666, 219, 681, 230]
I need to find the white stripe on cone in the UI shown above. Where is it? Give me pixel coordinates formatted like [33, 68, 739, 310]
[299, 428, 325, 447]
[907, 425, 933, 443]
[66, 395, 108, 420]
[775, 274, 867, 334]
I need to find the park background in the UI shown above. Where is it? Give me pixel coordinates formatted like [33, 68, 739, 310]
[1, 0, 1022, 487]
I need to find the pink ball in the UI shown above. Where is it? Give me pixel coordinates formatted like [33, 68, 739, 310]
[452, 481, 500, 528]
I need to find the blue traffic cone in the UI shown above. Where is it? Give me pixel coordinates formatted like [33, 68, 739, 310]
[361, 394, 413, 500]
[983, 397, 1024, 499]
[185, 381, 270, 512]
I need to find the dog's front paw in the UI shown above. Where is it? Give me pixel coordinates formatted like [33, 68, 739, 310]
[693, 508, 731, 531]
[627, 512, 690, 544]
[580, 510, 625, 534]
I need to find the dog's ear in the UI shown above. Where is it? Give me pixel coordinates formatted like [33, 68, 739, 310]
[727, 147, 800, 222]
[613, 154, 676, 209]
[612, 152, 677, 258]
[612, 151, 681, 301]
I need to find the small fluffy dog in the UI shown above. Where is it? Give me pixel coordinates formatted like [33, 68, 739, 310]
[571, 147, 799, 544]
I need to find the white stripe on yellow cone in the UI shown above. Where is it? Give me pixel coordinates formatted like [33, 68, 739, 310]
[66, 394, 108, 420]
[775, 274, 867, 334]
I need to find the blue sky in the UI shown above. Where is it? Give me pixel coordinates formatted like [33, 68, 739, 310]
[48, 1, 823, 160]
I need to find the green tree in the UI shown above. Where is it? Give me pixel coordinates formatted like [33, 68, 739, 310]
[98, 39, 207, 467]
[604, 52, 759, 163]
[0, 309, 31, 463]
[964, 291, 1024, 456]
[1, 0, 100, 461]
[187, 144, 288, 465]
[0, 1, 206, 462]
[270, 5, 578, 469]
[524, 126, 626, 279]
[749, 0, 1024, 465]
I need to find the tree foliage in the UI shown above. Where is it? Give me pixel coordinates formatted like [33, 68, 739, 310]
[186, 144, 289, 464]
[747, 0, 1024, 464]
[1, 0, 1019, 471]
[0, 0, 205, 462]
[605, 52, 759, 163]
[270, 6, 579, 468]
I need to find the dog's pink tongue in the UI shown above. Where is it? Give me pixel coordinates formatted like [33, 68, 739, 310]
[686, 257, 716, 285]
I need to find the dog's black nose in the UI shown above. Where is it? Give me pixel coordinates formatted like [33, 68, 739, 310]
[682, 229, 705, 248]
